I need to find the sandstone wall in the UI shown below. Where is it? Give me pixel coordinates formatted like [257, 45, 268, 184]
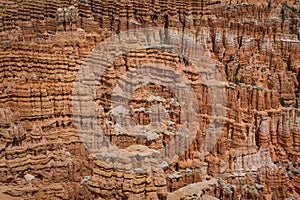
[0, 0, 299, 199]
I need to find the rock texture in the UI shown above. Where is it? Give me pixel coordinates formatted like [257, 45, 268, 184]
[0, 0, 300, 199]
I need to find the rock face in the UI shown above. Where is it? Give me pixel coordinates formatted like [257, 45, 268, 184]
[0, 0, 300, 199]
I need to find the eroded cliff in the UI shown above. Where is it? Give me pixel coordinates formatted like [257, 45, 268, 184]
[0, 0, 299, 199]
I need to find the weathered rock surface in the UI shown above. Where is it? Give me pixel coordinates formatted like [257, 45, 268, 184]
[0, 0, 300, 199]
